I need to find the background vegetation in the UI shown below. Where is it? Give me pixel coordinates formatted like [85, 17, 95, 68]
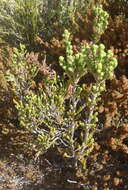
[0, 0, 128, 189]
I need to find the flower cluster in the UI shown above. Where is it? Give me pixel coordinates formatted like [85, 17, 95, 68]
[59, 30, 117, 82]
[85, 43, 118, 80]
[93, 5, 109, 41]
[59, 29, 87, 82]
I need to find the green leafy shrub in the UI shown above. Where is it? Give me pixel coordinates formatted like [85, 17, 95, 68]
[0, 0, 108, 47]
[59, 30, 117, 165]
[0, 0, 43, 46]
[6, 28, 118, 167]
[41, 0, 97, 39]
[93, 4, 109, 42]
[0, 0, 87, 45]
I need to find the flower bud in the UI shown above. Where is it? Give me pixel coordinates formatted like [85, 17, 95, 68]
[97, 63, 102, 70]
[59, 56, 64, 62]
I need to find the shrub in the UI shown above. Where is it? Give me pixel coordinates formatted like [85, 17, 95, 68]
[0, 0, 107, 47]
[6, 29, 118, 167]
[0, 0, 43, 46]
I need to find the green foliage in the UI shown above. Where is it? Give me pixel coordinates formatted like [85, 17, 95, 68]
[0, 0, 43, 46]
[42, 0, 108, 40]
[2, 0, 118, 169]
[93, 4, 109, 42]
[43, 1, 92, 24]
[6, 44, 38, 97]
[59, 29, 87, 81]
[59, 30, 118, 165]
[6, 44, 66, 153]
[6, 27, 118, 167]
[0, 0, 88, 45]
[0, 0, 106, 46]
